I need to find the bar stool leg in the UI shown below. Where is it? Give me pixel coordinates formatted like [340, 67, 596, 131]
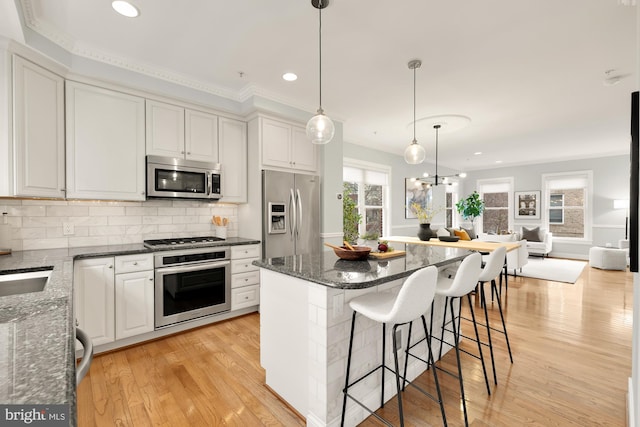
[391, 324, 405, 426]
[420, 315, 448, 425]
[491, 279, 514, 363]
[341, 311, 357, 427]
[480, 281, 498, 385]
[402, 321, 414, 391]
[467, 294, 491, 396]
[449, 298, 469, 426]
[438, 296, 450, 360]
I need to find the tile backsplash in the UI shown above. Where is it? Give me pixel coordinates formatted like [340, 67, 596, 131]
[0, 198, 238, 251]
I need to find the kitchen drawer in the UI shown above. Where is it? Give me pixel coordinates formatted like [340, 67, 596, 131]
[232, 257, 259, 274]
[115, 253, 153, 274]
[231, 284, 259, 310]
[232, 270, 260, 289]
[231, 244, 261, 260]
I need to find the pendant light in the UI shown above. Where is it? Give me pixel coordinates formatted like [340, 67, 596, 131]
[306, 0, 335, 145]
[404, 59, 426, 164]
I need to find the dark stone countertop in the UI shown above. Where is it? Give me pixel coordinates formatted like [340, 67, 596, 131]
[253, 244, 472, 289]
[0, 237, 260, 425]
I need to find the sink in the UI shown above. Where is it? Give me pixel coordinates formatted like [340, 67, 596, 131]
[0, 269, 52, 297]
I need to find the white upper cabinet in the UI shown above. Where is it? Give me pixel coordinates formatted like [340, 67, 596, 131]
[146, 99, 219, 163]
[66, 81, 146, 201]
[145, 100, 185, 157]
[261, 117, 317, 173]
[12, 55, 65, 198]
[185, 109, 219, 162]
[219, 117, 247, 203]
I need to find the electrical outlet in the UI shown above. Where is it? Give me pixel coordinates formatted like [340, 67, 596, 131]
[63, 222, 74, 235]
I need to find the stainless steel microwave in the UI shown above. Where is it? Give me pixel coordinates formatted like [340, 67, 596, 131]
[146, 155, 222, 200]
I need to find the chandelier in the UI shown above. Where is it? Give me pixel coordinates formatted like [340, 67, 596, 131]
[411, 124, 466, 186]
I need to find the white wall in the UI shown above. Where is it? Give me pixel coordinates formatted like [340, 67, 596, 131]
[461, 155, 630, 259]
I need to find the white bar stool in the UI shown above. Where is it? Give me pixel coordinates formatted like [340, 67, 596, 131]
[433, 252, 489, 426]
[477, 245, 513, 386]
[340, 265, 447, 427]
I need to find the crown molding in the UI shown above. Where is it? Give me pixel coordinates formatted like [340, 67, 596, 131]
[17, 0, 282, 106]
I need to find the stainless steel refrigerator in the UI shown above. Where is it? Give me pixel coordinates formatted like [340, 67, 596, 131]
[262, 170, 321, 258]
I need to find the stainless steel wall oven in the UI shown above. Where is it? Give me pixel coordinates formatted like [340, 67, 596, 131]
[153, 246, 230, 328]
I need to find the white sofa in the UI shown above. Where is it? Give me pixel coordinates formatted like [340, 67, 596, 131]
[477, 233, 529, 275]
[521, 228, 552, 257]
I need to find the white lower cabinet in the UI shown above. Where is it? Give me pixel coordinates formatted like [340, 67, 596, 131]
[115, 270, 154, 339]
[74, 257, 115, 346]
[74, 253, 154, 347]
[231, 244, 260, 310]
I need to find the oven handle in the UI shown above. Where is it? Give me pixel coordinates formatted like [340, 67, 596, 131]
[155, 260, 230, 275]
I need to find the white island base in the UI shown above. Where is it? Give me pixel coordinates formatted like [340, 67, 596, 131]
[260, 268, 457, 427]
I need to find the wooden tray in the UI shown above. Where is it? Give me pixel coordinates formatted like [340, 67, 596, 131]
[369, 250, 406, 259]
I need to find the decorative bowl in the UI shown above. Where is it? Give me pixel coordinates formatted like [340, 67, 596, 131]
[438, 236, 460, 242]
[333, 245, 372, 261]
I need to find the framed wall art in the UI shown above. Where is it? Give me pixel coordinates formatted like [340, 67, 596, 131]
[405, 178, 432, 218]
[515, 190, 541, 219]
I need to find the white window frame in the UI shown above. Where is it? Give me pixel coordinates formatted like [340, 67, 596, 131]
[446, 184, 460, 228]
[476, 177, 514, 234]
[542, 170, 593, 242]
[343, 158, 392, 238]
[549, 194, 565, 225]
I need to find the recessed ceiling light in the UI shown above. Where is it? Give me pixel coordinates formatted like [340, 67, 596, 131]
[112, 1, 139, 18]
[282, 72, 297, 82]
[474, 151, 482, 155]
[495, 160, 503, 164]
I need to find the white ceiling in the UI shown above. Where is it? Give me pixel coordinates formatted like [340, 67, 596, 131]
[10, 0, 639, 172]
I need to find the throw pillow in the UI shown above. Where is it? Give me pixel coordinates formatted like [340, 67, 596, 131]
[454, 229, 471, 241]
[522, 226, 541, 242]
[462, 227, 476, 240]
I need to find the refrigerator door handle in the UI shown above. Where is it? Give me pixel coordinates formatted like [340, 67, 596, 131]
[296, 188, 303, 235]
[289, 188, 297, 240]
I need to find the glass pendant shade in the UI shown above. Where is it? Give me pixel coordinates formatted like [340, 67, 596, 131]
[404, 140, 426, 164]
[306, 110, 335, 144]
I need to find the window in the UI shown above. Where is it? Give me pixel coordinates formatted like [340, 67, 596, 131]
[445, 185, 459, 228]
[477, 178, 513, 234]
[343, 160, 391, 238]
[543, 171, 592, 240]
[549, 194, 564, 224]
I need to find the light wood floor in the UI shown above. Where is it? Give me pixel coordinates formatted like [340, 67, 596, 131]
[77, 263, 633, 426]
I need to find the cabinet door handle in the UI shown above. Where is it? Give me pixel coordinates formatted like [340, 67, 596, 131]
[133, 262, 138, 265]
[149, 278, 153, 281]
[108, 265, 113, 269]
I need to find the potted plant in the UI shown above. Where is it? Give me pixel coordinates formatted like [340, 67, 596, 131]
[343, 183, 362, 244]
[455, 191, 485, 228]
[410, 202, 442, 241]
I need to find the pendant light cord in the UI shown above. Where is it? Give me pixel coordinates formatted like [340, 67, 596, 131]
[412, 65, 416, 142]
[318, 0, 323, 112]
[435, 125, 439, 180]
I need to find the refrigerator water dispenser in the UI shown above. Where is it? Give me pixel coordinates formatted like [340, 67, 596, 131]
[268, 202, 287, 234]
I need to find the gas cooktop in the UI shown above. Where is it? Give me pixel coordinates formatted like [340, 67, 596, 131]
[143, 236, 225, 249]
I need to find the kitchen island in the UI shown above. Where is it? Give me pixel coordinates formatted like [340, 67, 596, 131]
[255, 244, 471, 427]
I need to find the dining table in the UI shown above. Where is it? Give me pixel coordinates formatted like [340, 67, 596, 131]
[384, 235, 522, 290]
